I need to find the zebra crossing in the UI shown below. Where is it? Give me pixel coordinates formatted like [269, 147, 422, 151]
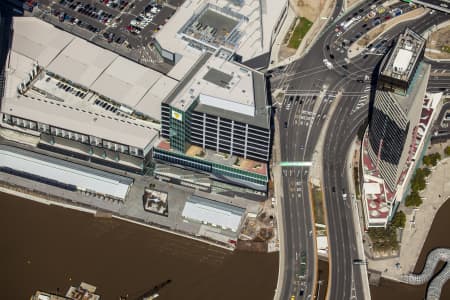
[351, 85, 371, 114]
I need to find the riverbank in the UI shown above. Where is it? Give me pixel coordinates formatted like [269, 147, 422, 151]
[371, 198, 450, 300]
[368, 151, 450, 282]
[0, 179, 236, 251]
[0, 192, 279, 299]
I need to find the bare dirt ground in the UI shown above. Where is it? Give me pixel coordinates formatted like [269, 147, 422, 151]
[293, 0, 327, 22]
[278, 0, 331, 61]
[347, 0, 361, 8]
[426, 25, 450, 60]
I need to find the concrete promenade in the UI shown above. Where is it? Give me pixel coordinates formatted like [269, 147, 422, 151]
[0, 132, 262, 252]
[367, 153, 450, 282]
[0, 183, 236, 251]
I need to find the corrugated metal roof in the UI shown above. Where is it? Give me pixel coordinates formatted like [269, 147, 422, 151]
[182, 195, 245, 232]
[0, 146, 132, 200]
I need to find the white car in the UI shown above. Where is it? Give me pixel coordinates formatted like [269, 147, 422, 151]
[336, 31, 342, 37]
[355, 15, 362, 21]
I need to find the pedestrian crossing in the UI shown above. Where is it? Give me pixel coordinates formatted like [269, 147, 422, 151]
[351, 85, 371, 114]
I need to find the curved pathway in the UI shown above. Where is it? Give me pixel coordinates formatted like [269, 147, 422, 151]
[403, 248, 450, 300]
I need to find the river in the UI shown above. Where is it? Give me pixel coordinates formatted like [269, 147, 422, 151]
[0, 192, 278, 300]
[371, 198, 450, 300]
[2, 191, 449, 300]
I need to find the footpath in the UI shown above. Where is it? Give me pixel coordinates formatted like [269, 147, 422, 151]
[367, 143, 450, 283]
[270, 0, 337, 68]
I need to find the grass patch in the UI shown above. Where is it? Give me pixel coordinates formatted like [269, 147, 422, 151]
[287, 17, 313, 49]
[442, 45, 450, 54]
[312, 186, 325, 226]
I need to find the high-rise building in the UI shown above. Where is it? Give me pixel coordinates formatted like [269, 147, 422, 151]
[361, 28, 441, 228]
[367, 28, 427, 192]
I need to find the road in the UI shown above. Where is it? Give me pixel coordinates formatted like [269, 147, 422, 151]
[273, 0, 450, 299]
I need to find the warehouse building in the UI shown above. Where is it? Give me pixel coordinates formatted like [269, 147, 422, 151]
[0, 145, 133, 201]
[182, 195, 246, 233]
[1, 17, 177, 172]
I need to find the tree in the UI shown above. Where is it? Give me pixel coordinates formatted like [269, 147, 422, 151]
[411, 168, 429, 192]
[423, 153, 442, 167]
[405, 191, 423, 207]
[368, 226, 399, 251]
[391, 210, 406, 228]
[445, 146, 450, 157]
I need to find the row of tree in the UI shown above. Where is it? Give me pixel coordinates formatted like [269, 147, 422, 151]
[405, 167, 431, 207]
[423, 152, 442, 167]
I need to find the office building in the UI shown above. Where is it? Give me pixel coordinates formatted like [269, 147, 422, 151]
[361, 28, 441, 227]
[154, 52, 271, 191]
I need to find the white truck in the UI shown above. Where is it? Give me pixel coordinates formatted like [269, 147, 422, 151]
[323, 59, 334, 70]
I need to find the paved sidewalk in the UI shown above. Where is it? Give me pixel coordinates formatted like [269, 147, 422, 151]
[346, 138, 372, 300]
[270, 0, 337, 69]
[272, 113, 286, 300]
[367, 155, 450, 282]
[269, 5, 297, 67]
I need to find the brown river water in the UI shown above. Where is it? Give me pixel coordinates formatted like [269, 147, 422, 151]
[1, 192, 449, 300]
[371, 198, 450, 300]
[0, 193, 278, 300]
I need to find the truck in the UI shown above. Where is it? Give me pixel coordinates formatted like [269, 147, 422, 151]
[323, 59, 334, 70]
[342, 18, 356, 30]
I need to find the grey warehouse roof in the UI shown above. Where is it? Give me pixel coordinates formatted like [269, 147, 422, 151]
[182, 195, 245, 232]
[0, 146, 133, 200]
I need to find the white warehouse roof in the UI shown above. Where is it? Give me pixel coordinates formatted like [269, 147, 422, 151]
[11, 17, 74, 67]
[0, 146, 133, 200]
[182, 195, 245, 232]
[47, 38, 118, 88]
[9, 17, 177, 121]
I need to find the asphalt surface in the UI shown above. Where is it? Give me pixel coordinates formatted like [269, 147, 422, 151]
[272, 1, 450, 299]
[33, 0, 178, 73]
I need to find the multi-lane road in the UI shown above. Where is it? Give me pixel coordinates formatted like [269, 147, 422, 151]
[273, 1, 450, 299]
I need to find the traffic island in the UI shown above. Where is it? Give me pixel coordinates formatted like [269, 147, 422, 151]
[424, 21, 450, 60]
[348, 7, 429, 59]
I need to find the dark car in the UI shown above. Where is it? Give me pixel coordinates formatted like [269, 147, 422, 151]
[284, 121, 288, 128]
